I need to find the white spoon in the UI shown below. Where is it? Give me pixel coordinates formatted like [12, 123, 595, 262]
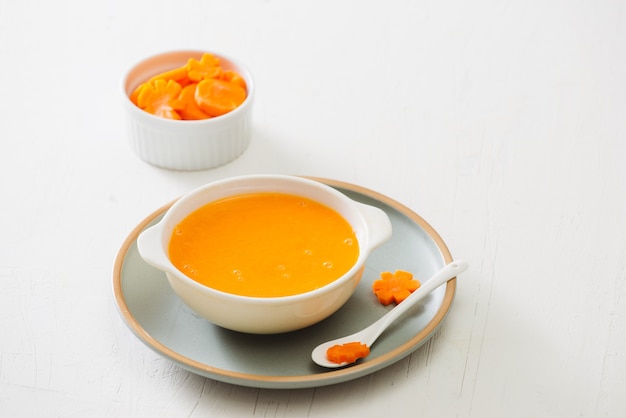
[311, 260, 469, 368]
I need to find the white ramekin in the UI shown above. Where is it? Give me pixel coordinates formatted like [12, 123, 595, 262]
[122, 50, 254, 171]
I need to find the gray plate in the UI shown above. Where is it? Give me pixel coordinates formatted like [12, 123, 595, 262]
[112, 178, 455, 389]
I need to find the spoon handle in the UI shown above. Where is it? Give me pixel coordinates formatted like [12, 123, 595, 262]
[363, 260, 469, 345]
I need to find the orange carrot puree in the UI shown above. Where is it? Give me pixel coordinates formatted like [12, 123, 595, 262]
[168, 193, 359, 297]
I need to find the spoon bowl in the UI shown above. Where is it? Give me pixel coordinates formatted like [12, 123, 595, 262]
[311, 260, 469, 368]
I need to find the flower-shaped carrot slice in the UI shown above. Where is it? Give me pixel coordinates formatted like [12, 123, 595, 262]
[372, 270, 421, 305]
[130, 66, 190, 106]
[175, 84, 211, 120]
[186, 53, 222, 82]
[136, 79, 183, 120]
[194, 78, 247, 117]
[326, 342, 370, 364]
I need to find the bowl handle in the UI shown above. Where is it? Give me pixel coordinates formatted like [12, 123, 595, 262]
[355, 202, 392, 251]
[137, 222, 172, 273]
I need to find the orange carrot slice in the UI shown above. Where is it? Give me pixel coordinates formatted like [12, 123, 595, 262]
[326, 342, 370, 364]
[148, 65, 190, 85]
[175, 84, 211, 120]
[372, 270, 421, 305]
[129, 85, 141, 106]
[219, 70, 247, 90]
[194, 78, 247, 117]
[136, 79, 183, 120]
[186, 53, 222, 82]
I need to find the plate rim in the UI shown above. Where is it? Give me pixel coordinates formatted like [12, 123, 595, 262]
[112, 177, 455, 388]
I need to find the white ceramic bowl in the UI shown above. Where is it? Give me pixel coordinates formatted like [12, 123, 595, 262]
[137, 175, 393, 334]
[122, 50, 254, 171]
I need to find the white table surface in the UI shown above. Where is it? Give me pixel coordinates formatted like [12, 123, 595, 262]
[1, 1, 625, 416]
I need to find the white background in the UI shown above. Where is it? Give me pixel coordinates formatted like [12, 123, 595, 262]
[1, 0, 625, 416]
